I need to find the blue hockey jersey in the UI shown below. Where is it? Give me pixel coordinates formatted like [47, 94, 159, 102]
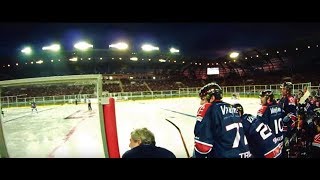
[194, 100, 251, 158]
[257, 103, 286, 147]
[242, 114, 282, 158]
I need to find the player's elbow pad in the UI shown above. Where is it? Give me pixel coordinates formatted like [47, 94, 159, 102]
[283, 115, 291, 123]
[195, 141, 213, 154]
[288, 113, 297, 121]
[283, 113, 297, 123]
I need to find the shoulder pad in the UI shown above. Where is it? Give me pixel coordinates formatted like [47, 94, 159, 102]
[196, 103, 212, 121]
[257, 106, 268, 116]
[242, 114, 256, 124]
[288, 96, 296, 105]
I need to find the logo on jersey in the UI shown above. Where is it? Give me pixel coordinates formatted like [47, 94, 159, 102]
[273, 137, 277, 143]
[270, 107, 282, 114]
[245, 115, 255, 123]
[220, 105, 238, 115]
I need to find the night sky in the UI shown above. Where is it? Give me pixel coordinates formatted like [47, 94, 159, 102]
[1, 23, 320, 59]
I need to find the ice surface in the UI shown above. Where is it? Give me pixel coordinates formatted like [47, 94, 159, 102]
[1, 97, 260, 158]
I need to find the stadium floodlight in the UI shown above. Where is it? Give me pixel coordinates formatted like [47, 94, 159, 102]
[21, 47, 32, 55]
[69, 57, 78, 62]
[229, 52, 239, 58]
[74, 41, 93, 51]
[170, 47, 179, 53]
[130, 57, 138, 61]
[141, 44, 159, 51]
[42, 44, 60, 51]
[36, 60, 43, 64]
[109, 42, 128, 50]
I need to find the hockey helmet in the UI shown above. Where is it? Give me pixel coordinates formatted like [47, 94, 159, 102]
[280, 81, 293, 91]
[259, 90, 274, 100]
[199, 83, 223, 101]
[233, 103, 244, 116]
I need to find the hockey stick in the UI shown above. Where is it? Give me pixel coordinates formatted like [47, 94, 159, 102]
[165, 118, 190, 158]
[299, 90, 310, 104]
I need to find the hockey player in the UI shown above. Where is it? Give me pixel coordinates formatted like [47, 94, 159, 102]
[278, 82, 297, 136]
[191, 88, 213, 158]
[88, 99, 92, 111]
[234, 103, 282, 158]
[257, 90, 286, 156]
[193, 83, 251, 158]
[231, 93, 238, 99]
[31, 101, 37, 113]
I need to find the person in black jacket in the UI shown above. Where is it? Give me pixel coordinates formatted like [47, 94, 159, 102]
[122, 127, 176, 158]
[311, 117, 320, 158]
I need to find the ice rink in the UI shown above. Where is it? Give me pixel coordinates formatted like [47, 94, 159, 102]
[1, 97, 261, 158]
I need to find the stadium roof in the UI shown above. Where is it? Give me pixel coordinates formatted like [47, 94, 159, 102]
[1, 23, 320, 61]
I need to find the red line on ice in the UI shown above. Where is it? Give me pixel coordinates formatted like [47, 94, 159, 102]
[48, 118, 86, 158]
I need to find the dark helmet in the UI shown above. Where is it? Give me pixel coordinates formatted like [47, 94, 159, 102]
[259, 90, 274, 100]
[314, 108, 320, 116]
[313, 110, 320, 126]
[280, 81, 293, 91]
[199, 83, 223, 101]
[233, 103, 244, 116]
[297, 104, 306, 116]
[311, 90, 317, 97]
